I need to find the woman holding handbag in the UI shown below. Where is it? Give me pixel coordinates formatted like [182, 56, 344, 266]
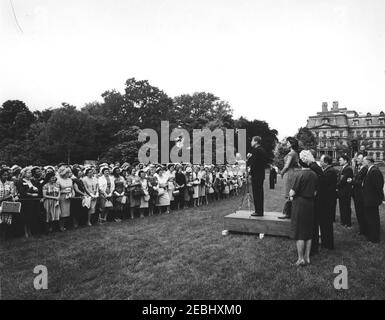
[155, 167, 171, 214]
[82, 167, 99, 226]
[56, 167, 74, 232]
[138, 170, 149, 218]
[98, 167, 115, 223]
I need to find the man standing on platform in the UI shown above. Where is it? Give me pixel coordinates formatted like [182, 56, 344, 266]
[309, 155, 337, 255]
[362, 156, 384, 243]
[247, 136, 268, 217]
[337, 155, 353, 228]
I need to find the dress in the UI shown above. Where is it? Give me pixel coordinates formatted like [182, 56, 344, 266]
[57, 177, 73, 218]
[139, 178, 149, 208]
[291, 169, 318, 240]
[0, 180, 16, 225]
[82, 176, 98, 214]
[16, 179, 41, 225]
[42, 183, 61, 222]
[283, 150, 299, 197]
[156, 174, 170, 206]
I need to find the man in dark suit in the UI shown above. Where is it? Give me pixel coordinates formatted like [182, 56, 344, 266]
[247, 136, 268, 216]
[337, 155, 353, 227]
[362, 156, 384, 243]
[309, 155, 337, 255]
[351, 153, 368, 236]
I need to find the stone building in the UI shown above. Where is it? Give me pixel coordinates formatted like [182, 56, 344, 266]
[306, 101, 385, 161]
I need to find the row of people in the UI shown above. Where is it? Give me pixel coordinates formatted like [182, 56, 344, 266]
[288, 150, 384, 267]
[0, 163, 246, 239]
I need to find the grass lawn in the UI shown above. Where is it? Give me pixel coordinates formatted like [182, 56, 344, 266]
[1, 176, 385, 300]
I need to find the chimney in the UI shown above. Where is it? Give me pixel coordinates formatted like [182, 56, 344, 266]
[332, 101, 339, 111]
[322, 102, 328, 113]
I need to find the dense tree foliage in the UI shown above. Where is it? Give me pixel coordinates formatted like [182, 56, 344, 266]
[0, 78, 279, 166]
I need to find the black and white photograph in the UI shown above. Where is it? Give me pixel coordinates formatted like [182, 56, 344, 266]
[1, 0, 385, 305]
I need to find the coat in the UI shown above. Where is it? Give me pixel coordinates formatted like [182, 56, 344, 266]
[362, 166, 384, 207]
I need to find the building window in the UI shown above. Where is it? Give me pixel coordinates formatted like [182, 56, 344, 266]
[363, 131, 367, 138]
[376, 130, 381, 137]
[353, 119, 359, 126]
[366, 119, 372, 126]
[369, 131, 374, 138]
[380, 119, 385, 125]
[376, 152, 381, 159]
[322, 118, 330, 124]
[376, 141, 380, 148]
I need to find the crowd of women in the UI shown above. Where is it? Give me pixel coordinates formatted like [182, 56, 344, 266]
[0, 162, 246, 239]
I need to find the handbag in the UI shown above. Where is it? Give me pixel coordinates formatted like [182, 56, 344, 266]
[105, 199, 113, 208]
[208, 187, 214, 194]
[120, 196, 127, 204]
[282, 200, 292, 218]
[172, 190, 180, 197]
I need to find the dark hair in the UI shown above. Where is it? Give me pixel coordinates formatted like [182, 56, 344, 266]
[365, 155, 375, 163]
[85, 168, 93, 176]
[287, 137, 299, 152]
[339, 154, 349, 163]
[44, 171, 56, 184]
[112, 167, 121, 177]
[0, 168, 9, 178]
[72, 168, 80, 178]
[322, 155, 332, 165]
[252, 136, 262, 144]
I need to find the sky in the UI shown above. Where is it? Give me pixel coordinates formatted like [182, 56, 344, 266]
[1, 0, 385, 138]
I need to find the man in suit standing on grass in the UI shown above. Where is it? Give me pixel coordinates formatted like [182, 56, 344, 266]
[309, 154, 337, 255]
[337, 155, 353, 228]
[362, 156, 384, 243]
[247, 136, 268, 217]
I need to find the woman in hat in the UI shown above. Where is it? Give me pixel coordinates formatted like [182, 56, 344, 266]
[155, 167, 171, 214]
[56, 167, 74, 231]
[0, 168, 18, 240]
[16, 167, 41, 238]
[126, 167, 140, 219]
[42, 171, 61, 234]
[98, 167, 115, 223]
[112, 167, 126, 222]
[184, 168, 194, 208]
[83, 167, 99, 226]
[174, 164, 186, 210]
[138, 170, 149, 218]
[71, 168, 88, 227]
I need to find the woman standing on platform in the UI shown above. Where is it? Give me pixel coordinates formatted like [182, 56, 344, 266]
[289, 150, 318, 266]
[279, 137, 300, 219]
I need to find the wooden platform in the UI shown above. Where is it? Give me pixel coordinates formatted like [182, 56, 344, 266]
[224, 211, 292, 238]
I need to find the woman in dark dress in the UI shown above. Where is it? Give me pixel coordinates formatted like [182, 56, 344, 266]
[289, 150, 318, 266]
[16, 167, 41, 238]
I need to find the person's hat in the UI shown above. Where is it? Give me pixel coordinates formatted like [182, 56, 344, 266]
[58, 166, 71, 177]
[100, 166, 110, 174]
[44, 165, 55, 172]
[11, 165, 21, 172]
[112, 167, 120, 175]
